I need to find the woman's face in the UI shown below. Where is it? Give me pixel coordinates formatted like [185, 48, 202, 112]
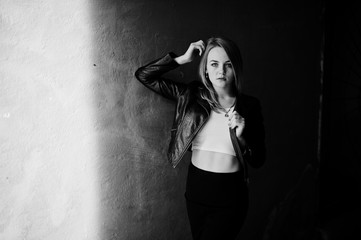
[206, 47, 235, 91]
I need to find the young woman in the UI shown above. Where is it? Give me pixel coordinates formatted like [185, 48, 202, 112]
[135, 37, 266, 240]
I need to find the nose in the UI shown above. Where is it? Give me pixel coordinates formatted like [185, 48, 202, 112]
[218, 65, 226, 75]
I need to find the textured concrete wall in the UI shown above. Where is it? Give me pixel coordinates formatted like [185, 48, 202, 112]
[1, 0, 322, 239]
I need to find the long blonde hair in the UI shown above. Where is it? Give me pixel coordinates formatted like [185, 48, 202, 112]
[198, 37, 243, 110]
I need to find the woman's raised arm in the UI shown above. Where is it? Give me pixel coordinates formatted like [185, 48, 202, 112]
[174, 40, 205, 65]
[134, 40, 205, 100]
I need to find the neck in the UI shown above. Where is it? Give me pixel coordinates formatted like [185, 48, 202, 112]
[214, 84, 236, 98]
[217, 95, 236, 109]
[213, 85, 237, 108]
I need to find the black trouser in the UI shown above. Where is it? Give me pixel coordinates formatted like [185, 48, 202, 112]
[185, 162, 248, 240]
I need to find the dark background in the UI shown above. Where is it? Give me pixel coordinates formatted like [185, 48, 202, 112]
[91, 0, 360, 239]
[320, 0, 361, 239]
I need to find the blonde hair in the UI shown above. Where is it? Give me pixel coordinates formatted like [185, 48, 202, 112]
[198, 37, 243, 110]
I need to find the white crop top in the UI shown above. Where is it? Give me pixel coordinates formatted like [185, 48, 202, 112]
[192, 107, 236, 156]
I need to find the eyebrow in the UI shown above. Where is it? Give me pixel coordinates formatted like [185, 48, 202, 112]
[209, 60, 231, 63]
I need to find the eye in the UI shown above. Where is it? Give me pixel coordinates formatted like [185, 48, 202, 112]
[226, 63, 232, 68]
[211, 63, 218, 67]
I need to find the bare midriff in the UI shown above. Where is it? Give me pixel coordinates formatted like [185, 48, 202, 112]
[191, 149, 240, 173]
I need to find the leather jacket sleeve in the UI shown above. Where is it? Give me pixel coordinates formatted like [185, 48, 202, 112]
[134, 52, 187, 101]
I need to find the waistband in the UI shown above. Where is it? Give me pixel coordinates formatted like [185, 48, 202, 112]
[188, 161, 243, 177]
[185, 162, 247, 206]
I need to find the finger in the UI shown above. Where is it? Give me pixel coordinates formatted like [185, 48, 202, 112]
[228, 111, 238, 122]
[228, 117, 237, 129]
[196, 40, 204, 47]
[229, 121, 245, 132]
[189, 43, 201, 56]
[241, 117, 245, 124]
[229, 116, 245, 128]
[196, 45, 203, 56]
[228, 112, 233, 121]
[186, 42, 202, 58]
[228, 120, 236, 129]
[194, 40, 205, 56]
[231, 112, 244, 122]
[198, 40, 205, 54]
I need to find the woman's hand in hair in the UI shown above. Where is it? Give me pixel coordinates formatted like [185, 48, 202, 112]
[175, 40, 205, 65]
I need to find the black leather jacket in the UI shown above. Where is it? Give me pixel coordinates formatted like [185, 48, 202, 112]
[135, 53, 266, 182]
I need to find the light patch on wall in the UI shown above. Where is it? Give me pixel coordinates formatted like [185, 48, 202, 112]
[0, 0, 99, 239]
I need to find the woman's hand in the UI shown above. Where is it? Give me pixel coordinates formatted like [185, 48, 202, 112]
[228, 111, 246, 140]
[175, 40, 205, 65]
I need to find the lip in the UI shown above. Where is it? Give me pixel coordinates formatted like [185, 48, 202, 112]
[217, 77, 226, 80]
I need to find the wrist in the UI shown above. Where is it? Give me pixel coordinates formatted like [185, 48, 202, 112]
[174, 55, 189, 65]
